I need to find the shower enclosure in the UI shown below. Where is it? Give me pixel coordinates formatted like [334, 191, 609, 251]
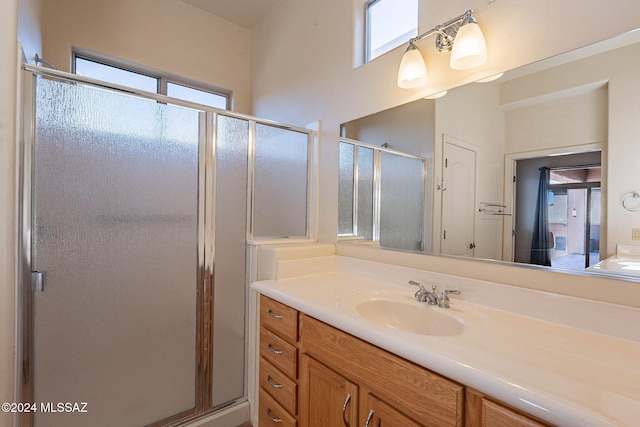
[338, 138, 430, 252]
[19, 66, 312, 426]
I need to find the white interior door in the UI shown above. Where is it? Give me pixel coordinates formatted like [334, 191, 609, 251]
[441, 137, 477, 256]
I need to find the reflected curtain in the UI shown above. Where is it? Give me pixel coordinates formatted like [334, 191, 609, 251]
[531, 167, 551, 266]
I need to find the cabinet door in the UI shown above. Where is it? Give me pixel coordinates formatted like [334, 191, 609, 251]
[362, 392, 424, 427]
[482, 399, 551, 427]
[299, 355, 358, 427]
[465, 388, 553, 427]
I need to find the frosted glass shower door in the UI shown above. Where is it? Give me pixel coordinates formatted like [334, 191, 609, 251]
[379, 153, 425, 251]
[30, 76, 201, 427]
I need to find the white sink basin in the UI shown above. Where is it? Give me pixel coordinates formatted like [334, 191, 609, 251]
[352, 298, 465, 336]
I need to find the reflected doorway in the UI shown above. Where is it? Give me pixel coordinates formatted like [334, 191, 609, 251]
[513, 151, 602, 271]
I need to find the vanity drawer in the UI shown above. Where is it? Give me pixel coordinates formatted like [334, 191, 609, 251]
[260, 295, 298, 344]
[260, 357, 297, 415]
[259, 388, 297, 427]
[482, 398, 551, 427]
[260, 327, 298, 380]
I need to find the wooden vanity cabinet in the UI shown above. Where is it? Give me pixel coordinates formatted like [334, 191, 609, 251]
[259, 296, 299, 427]
[298, 354, 358, 427]
[258, 296, 556, 427]
[362, 390, 425, 427]
[465, 388, 553, 427]
[298, 313, 464, 427]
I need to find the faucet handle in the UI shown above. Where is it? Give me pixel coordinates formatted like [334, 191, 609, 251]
[408, 280, 425, 292]
[409, 280, 427, 302]
[409, 281, 438, 303]
[409, 281, 436, 291]
[438, 289, 461, 308]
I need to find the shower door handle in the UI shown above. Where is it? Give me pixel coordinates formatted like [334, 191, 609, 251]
[31, 271, 45, 292]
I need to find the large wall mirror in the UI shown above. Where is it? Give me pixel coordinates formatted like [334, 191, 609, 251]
[339, 29, 640, 281]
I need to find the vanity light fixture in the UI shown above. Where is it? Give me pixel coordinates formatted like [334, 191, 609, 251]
[397, 9, 487, 89]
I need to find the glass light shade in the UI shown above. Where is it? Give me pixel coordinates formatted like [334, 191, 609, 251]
[397, 45, 428, 89]
[450, 22, 487, 70]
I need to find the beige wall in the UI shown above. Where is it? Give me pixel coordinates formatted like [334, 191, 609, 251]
[18, 0, 41, 63]
[41, 0, 252, 114]
[343, 99, 436, 159]
[1, 0, 18, 423]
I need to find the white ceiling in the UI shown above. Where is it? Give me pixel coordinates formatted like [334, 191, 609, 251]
[182, 0, 279, 29]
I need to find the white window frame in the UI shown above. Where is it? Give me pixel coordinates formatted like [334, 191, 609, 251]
[364, 0, 418, 63]
[72, 49, 232, 110]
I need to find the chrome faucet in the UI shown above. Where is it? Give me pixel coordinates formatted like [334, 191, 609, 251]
[438, 289, 461, 308]
[409, 281, 438, 305]
[409, 281, 461, 308]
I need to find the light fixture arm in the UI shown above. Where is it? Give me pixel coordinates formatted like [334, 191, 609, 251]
[408, 9, 474, 48]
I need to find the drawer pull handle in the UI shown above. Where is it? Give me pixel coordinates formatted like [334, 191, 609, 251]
[364, 409, 374, 427]
[267, 375, 283, 388]
[268, 309, 284, 319]
[267, 344, 283, 355]
[267, 408, 282, 423]
[342, 393, 351, 427]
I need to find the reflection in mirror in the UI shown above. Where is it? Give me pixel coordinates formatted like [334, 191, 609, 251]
[514, 154, 602, 270]
[338, 29, 640, 280]
[338, 138, 431, 252]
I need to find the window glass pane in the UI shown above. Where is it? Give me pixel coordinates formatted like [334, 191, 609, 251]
[367, 0, 418, 61]
[167, 82, 228, 109]
[75, 57, 158, 93]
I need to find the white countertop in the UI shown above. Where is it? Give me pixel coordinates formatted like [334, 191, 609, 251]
[587, 244, 640, 277]
[252, 256, 640, 427]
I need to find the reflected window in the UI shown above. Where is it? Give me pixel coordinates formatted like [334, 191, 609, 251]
[366, 0, 418, 61]
[548, 165, 601, 270]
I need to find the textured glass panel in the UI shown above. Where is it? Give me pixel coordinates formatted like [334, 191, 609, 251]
[379, 153, 424, 251]
[338, 142, 355, 235]
[357, 147, 375, 241]
[211, 114, 249, 406]
[253, 124, 308, 237]
[32, 76, 199, 427]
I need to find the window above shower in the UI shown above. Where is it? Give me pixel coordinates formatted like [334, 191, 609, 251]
[364, 0, 418, 62]
[72, 50, 231, 109]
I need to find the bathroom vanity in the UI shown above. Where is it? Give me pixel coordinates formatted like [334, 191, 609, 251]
[251, 251, 640, 427]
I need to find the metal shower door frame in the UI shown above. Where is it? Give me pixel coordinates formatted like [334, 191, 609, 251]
[18, 66, 213, 427]
[18, 63, 315, 427]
